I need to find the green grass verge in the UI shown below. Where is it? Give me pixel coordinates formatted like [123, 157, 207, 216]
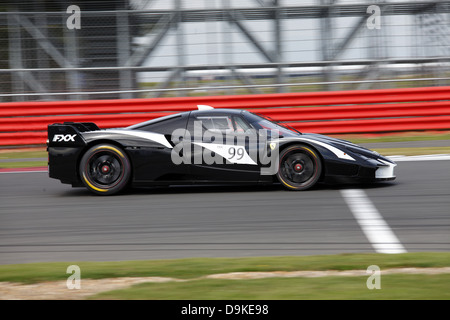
[0, 150, 47, 160]
[1, 253, 449, 284]
[0, 161, 47, 169]
[90, 274, 450, 300]
[373, 147, 450, 156]
[337, 133, 450, 144]
[0, 133, 449, 169]
[0, 150, 47, 168]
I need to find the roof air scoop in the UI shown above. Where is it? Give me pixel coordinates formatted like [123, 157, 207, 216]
[197, 105, 214, 110]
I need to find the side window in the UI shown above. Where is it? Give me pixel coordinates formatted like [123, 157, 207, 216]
[197, 117, 214, 130]
[196, 116, 234, 133]
[138, 115, 186, 135]
[233, 116, 251, 133]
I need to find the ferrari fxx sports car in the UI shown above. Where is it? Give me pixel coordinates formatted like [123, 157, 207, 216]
[47, 107, 396, 195]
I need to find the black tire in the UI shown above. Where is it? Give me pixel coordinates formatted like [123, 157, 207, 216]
[276, 144, 322, 191]
[79, 144, 131, 195]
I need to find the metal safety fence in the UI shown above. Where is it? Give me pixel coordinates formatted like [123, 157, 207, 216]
[1, 1, 450, 102]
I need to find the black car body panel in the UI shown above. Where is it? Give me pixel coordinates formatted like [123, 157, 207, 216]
[47, 108, 396, 192]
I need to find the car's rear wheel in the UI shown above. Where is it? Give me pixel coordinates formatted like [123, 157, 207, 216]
[276, 144, 322, 191]
[79, 144, 131, 195]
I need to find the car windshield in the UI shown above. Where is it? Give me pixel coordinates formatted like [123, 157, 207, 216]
[246, 112, 301, 137]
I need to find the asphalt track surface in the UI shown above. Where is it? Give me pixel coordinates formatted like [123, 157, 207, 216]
[1, 159, 449, 264]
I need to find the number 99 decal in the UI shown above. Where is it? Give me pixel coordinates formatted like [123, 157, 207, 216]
[228, 147, 245, 160]
[193, 142, 257, 165]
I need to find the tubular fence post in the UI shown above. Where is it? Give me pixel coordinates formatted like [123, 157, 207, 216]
[7, 14, 25, 102]
[117, 10, 134, 99]
[63, 12, 82, 100]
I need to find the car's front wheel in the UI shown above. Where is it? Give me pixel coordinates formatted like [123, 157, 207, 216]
[276, 144, 322, 191]
[79, 144, 131, 195]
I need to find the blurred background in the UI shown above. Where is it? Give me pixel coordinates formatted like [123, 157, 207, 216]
[1, 0, 450, 102]
[1, 2, 449, 300]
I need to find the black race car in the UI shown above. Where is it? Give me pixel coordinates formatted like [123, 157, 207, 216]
[47, 107, 396, 195]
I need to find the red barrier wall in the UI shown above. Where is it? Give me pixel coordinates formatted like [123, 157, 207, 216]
[1, 86, 450, 146]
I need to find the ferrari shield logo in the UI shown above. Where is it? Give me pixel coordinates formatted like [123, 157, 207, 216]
[269, 142, 276, 150]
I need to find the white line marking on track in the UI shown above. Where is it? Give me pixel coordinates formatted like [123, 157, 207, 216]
[388, 154, 450, 162]
[0, 168, 48, 174]
[0, 170, 48, 174]
[341, 189, 407, 254]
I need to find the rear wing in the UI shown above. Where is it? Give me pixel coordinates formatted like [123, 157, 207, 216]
[48, 122, 100, 147]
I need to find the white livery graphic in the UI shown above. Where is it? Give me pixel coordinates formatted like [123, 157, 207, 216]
[52, 134, 77, 142]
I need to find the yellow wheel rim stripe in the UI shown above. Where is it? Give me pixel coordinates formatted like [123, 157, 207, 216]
[82, 145, 125, 193]
[92, 145, 124, 158]
[82, 172, 108, 192]
[279, 146, 317, 189]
